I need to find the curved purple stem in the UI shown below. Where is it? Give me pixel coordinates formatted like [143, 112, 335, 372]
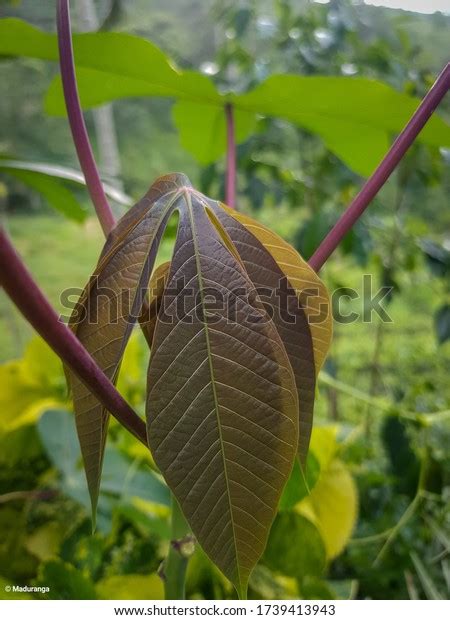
[57, 0, 116, 236]
[309, 62, 450, 273]
[0, 228, 147, 446]
[225, 102, 236, 209]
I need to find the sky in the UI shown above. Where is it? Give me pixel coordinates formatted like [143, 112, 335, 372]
[314, 0, 450, 15]
[364, 0, 450, 14]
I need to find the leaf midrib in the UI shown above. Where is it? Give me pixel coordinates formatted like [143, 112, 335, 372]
[185, 191, 243, 594]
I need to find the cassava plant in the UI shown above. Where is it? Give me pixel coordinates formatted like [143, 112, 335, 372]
[0, 0, 449, 600]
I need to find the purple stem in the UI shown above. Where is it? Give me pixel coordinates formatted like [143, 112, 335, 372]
[225, 102, 236, 209]
[308, 62, 450, 273]
[0, 228, 147, 446]
[57, 0, 116, 236]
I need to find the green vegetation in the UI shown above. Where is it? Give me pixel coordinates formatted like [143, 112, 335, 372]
[0, 0, 449, 602]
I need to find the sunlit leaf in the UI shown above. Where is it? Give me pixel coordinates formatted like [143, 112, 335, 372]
[0, 337, 65, 433]
[308, 425, 339, 470]
[96, 574, 164, 600]
[297, 454, 358, 559]
[172, 102, 256, 165]
[1, 18, 449, 176]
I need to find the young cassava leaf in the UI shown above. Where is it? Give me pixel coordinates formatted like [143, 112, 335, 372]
[207, 202, 319, 464]
[69, 172, 329, 595]
[146, 184, 299, 597]
[66, 176, 181, 521]
[222, 206, 332, 376]
[138, 261, 171, 348]
[216, 205, 332, 461]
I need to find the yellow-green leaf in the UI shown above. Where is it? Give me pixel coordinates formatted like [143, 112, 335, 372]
[96, 574, 164, 600]
[297, 456, 358, 559]
[0, 337, 65, 433]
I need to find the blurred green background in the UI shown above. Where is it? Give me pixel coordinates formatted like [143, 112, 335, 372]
[0, 0, 449, 601]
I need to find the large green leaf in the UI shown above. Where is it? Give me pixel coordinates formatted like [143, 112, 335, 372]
[0, 159, 133, 207]
[234, 75, 450, 175]
[172, 102, 256, 165]
[1, 18, 449, 175]
[0, 18, 219, 102]
[38, 408, 170, 532]
[2, 168, 87, 222]
[45, 67, 220, 111]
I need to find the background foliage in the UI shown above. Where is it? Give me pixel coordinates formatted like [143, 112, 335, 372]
[0, 0, 449, 600]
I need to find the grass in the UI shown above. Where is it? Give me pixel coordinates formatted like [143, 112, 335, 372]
[0, 213, 172, 362]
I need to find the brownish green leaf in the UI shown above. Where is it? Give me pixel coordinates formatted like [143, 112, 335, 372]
[221, 206, 332, 376]
[67, 175, 182, 520]
[68, 173, 326, 594]
[146, 185, 300, 597]
[208, 203, 318, 464]
[138, 261, 171, 348]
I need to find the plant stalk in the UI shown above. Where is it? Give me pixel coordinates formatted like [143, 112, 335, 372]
[225, 102, 236, 209]
[164, 495, 193, 599]
[0, 228, 148, 446]
[56, 0, 116, 236]
[308, 62, 450, 272]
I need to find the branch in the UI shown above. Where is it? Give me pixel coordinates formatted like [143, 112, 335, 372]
[225, 102, 236, 209]
[57, 0, 116, 236]
[308, 62, 450, 272]
[0, 228, 147, 446]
